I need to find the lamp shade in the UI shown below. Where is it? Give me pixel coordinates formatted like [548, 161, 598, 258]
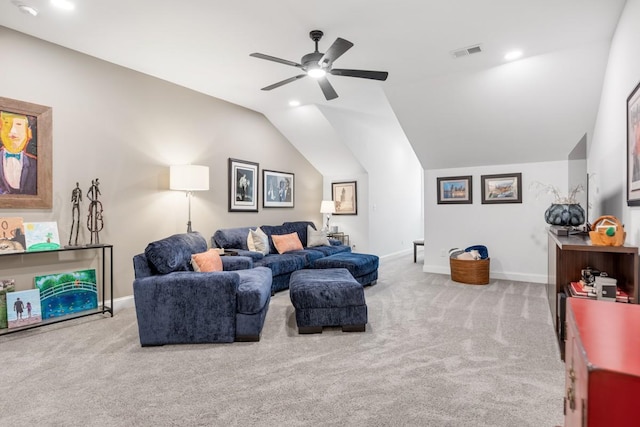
[320, 200, 336, 214]
[170, 165, 209, 191]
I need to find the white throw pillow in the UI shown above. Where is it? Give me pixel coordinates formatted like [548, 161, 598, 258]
[247, 227, 269, 255]
[307, 225, 330, 247]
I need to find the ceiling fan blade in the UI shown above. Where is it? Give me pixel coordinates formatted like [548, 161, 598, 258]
[317, 77, 338, 100]
[319, 38, 353, 65]
[330, 69, 389, 81]
[250, 53, 303, 68]
[261, 74, 307, 91]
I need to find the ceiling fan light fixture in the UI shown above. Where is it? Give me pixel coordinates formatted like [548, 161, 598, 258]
[307, 67, 326, 78]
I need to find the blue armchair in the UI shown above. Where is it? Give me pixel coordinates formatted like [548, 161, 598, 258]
[132, 232, 272, 346]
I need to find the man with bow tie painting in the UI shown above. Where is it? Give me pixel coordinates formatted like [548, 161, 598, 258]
[0, 111, 37, 195]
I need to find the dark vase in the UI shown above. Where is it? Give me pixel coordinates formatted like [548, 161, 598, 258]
[544, 203, 585, 226]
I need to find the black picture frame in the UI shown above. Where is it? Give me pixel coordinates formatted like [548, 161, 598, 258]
[481, 173, 522, 204]
[228, 158, 258, 212]
[332, 181, 357, 215]
[627, 80, 640, 206]
[436, 175, 472, 204]
[262, 169, 294, 208]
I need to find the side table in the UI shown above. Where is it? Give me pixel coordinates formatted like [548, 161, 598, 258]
[327, 232, 350, 246]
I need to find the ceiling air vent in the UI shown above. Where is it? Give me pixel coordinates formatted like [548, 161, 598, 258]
[451, 44, 483, 58]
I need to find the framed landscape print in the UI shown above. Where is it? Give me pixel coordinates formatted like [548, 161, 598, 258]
[627, 80, 640, 206]
[437, 176, 472, 204]
[228, 158, 259, 212]
[0, 97, 52, 209]
[35, 269, 98, 320]
[332, 181, 357, 215]
[263, 169, 294, 208]
[481, 173, 522, 204]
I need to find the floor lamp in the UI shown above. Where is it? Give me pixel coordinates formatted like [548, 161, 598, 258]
[170, 165, 210, 233]
[320, 200, 336, 232]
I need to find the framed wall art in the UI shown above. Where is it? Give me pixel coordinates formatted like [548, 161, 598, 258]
[263, 169, 294, 208]
[332, 181, 357, 215]
[481, 173, 522, 204]
[0, 97, 52, 209]
[627, 80, 640, 206]
[436, 175, 472, 204]
[228, 158, 259, 212]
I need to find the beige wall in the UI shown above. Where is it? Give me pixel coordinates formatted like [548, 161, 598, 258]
[0, 27, 323, 299]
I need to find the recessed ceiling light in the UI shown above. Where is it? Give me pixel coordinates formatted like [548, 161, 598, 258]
[19, 5, 38, 15]
[289, 100, 301, 107]
[11, 0, 38, 16]
[504, 50, 523, 61]
[51, 0, 75, 11]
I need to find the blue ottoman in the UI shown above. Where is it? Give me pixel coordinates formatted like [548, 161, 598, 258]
[311, 252, 379, 286]
[289, 268, 367, 334]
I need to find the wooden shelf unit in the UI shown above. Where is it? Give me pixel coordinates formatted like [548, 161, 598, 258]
[547, 231, 638, 356]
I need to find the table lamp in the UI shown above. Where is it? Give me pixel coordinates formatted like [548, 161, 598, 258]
[170, 165, 210, 233]
[320, 200, 336, 231]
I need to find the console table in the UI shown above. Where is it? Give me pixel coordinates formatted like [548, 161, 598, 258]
[0, 245, 113, 336]
[547, 231, 638, 357]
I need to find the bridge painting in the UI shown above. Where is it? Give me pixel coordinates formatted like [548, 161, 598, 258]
[35, 269, 98, 320]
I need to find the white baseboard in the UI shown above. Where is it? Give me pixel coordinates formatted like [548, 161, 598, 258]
[379, 249, 412, 261]
[423, 264, 546, 284]
[101, 295, 135, 313]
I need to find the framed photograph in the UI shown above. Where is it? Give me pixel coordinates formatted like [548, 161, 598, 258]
[0, 97, 52, 209]
[332, 181, 357, 215]
[437, 175, 472, 204]
[481, 173, 522, 204]
[627, 80, 640, 206]
[263, 169, 294, 208]
[228, 158, 258, 212]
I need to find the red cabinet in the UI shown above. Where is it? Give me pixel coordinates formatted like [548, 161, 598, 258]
[564, 298, 640, 426]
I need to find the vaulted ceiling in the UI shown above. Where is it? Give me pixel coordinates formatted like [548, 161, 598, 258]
[0, 0, 627, 171]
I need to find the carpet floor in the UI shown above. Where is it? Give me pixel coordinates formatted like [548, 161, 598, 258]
[0, 254, 565, 426]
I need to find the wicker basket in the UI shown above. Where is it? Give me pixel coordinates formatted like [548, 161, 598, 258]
[450, 257, 490, 285]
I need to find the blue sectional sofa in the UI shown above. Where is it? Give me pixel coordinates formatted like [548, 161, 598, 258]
[132, 232, 272, 346]
[212, 221, 352, 293]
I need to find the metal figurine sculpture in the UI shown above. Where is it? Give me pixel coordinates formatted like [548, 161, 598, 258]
[86, 178, 104, 245]
[68, 182, 82, 246]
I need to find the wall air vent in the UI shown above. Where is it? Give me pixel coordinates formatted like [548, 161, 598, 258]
[450, 44, 483, 58]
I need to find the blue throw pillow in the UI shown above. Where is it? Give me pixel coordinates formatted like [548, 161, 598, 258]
[144, 232, 207, 274]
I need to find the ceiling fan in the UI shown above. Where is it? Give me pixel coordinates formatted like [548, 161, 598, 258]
[250, 30, 388, 101]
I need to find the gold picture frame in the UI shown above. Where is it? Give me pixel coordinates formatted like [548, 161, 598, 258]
[0, 97, 52, 209]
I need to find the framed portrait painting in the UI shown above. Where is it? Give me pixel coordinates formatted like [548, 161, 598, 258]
[228, 158, 258, 212]
[0, 97, 52, 209]
[627, 80, 640, 206]
[332, 181, 357, 215]
[437, 176, 472, 204]
[481, 173, 522, 204]
[263, 169, 294, 208]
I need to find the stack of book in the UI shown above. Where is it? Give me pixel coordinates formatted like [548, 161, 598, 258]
[567, 281, 629, 303]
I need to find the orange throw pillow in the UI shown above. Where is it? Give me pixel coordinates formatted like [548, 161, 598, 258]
[191, 249, 223, 272]
[272, 232, 303, 254]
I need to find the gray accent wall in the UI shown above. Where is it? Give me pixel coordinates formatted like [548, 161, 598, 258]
[0, 27, 322, 299]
